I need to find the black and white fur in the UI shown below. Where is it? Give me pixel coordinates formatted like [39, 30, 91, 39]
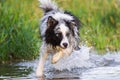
[36, 0, 81, 77]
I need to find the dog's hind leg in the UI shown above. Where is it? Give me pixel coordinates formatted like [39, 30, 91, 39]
[36, 51, 48, 77]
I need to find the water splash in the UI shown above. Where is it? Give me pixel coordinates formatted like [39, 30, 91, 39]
[44, 46, 120, 70]
[44, 45, 120, 79]
[2, 46, 120, 80]
[52, 46, 94, 70]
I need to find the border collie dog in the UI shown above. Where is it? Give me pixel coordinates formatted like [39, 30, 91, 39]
[36, 0, 81, 77]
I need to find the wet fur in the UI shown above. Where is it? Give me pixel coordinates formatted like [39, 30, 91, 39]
[36, 0, 81, 77]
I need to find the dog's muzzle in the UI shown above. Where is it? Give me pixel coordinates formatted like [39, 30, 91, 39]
[62, 43, 68, 48]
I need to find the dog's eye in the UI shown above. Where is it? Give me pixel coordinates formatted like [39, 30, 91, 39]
[56, 33, 62, 37]
[66, 32, 70, 37]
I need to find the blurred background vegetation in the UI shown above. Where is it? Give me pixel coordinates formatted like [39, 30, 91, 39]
[0, 0, 120, 63]
[0, 0, 41, 63]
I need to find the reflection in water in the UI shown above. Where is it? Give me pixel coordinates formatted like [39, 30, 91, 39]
[0, 46, 120, 80]
[0, 63, 33, 79]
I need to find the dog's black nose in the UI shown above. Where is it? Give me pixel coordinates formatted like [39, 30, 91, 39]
[63, 43, 68, 48]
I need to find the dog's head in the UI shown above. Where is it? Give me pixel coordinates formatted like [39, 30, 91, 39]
[45, 12, 80, 49]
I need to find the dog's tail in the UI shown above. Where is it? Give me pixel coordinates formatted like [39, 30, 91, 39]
[39, 0, 58, 13]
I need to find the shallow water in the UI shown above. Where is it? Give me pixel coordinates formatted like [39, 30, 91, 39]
[1, 46, 120, 80]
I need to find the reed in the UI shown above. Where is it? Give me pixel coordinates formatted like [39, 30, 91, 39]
[0, 0, 41, 63]
[0, 0, 120, 62]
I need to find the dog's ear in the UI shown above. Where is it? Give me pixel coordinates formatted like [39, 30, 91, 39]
[47, 16, 58, 28]
[66, 20, 78, 36]
[70, 20, 77, 27]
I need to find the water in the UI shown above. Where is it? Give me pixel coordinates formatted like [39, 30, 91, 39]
[1, 46, 120, 80]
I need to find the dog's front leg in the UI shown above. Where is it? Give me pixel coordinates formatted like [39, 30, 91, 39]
[65, 46, 73, 56]
[52, 51, 63, 64]
[36, 51, 48, 77]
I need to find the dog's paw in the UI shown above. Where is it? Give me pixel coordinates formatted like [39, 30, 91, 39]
[36, 75, 45, 80]
[52, 52, 63, 64]
[36, 70, 44, 78]
[52, 58, 57, 64]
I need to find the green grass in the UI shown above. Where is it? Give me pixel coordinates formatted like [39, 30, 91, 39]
[0, 0, 41, 63]
[0, 0, 120, 62]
